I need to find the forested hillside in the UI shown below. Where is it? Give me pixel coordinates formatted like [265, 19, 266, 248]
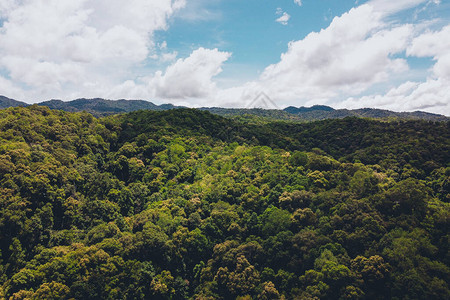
[0, 106, 448, 299]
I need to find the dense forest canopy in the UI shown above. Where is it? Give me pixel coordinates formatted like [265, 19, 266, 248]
[0, 106, 448, 299]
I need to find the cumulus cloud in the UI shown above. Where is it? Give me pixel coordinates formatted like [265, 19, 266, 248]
[294, 0, 302, 6]
[102, 47, 232, 103]
[252, 5, 413, 103]
[150, 48, 231, 99]
[0, 0, 185, 101]
[407, 25, 450, 79]
[339, 25, 450, 115]
[339, 79, 449, 113]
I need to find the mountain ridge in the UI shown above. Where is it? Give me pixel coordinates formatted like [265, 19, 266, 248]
[0, 95, 447, 121]
[0, 95, 28, 108]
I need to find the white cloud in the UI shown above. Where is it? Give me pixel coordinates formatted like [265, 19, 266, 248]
[338, 78, 450, 114]
[0, 0, 20, 19]
[150, 47, 231, 99]
[160, 41, 168, 50]
[0, 0, 185, 101]
[0, 1, 231, 105]
[276, 12, 291, 25]
[149, 41, 179, 62]
[161, 51, 179, 62]
[407, 25, 450, 79]
[331, 25, 450, 115]
[294, 0, 302, 6]
[254, 5, 413, 102]
[339, 25, 450, 115]
[0, 75, 25, 99]
[276, 8, 291, 25]
[103, 47, 231, 103]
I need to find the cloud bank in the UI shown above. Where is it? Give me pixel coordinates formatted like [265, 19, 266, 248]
[0, 0, 188, 100]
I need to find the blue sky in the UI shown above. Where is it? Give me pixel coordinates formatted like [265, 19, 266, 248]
[0, 0, 449, 114]
[166, 1, 362, 65]
[154, 0, 369, 84]
[162, 0, 448, 87]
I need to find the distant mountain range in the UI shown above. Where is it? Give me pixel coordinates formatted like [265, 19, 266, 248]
[0, 95, 448, 121]
[0, 95, 28, 109]
[281, 105, 449, 121]
[39, 98, 179, 114]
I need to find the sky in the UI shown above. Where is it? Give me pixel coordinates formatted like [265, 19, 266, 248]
[0, 0, 449, 114]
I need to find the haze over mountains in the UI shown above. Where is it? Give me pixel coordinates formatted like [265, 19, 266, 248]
[0, 95, 447, 121]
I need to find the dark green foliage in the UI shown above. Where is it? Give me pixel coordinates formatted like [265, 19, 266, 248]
[0, 106, 448, 299]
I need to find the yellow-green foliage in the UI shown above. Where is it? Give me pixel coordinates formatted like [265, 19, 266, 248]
[0, 107, 448, 299]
